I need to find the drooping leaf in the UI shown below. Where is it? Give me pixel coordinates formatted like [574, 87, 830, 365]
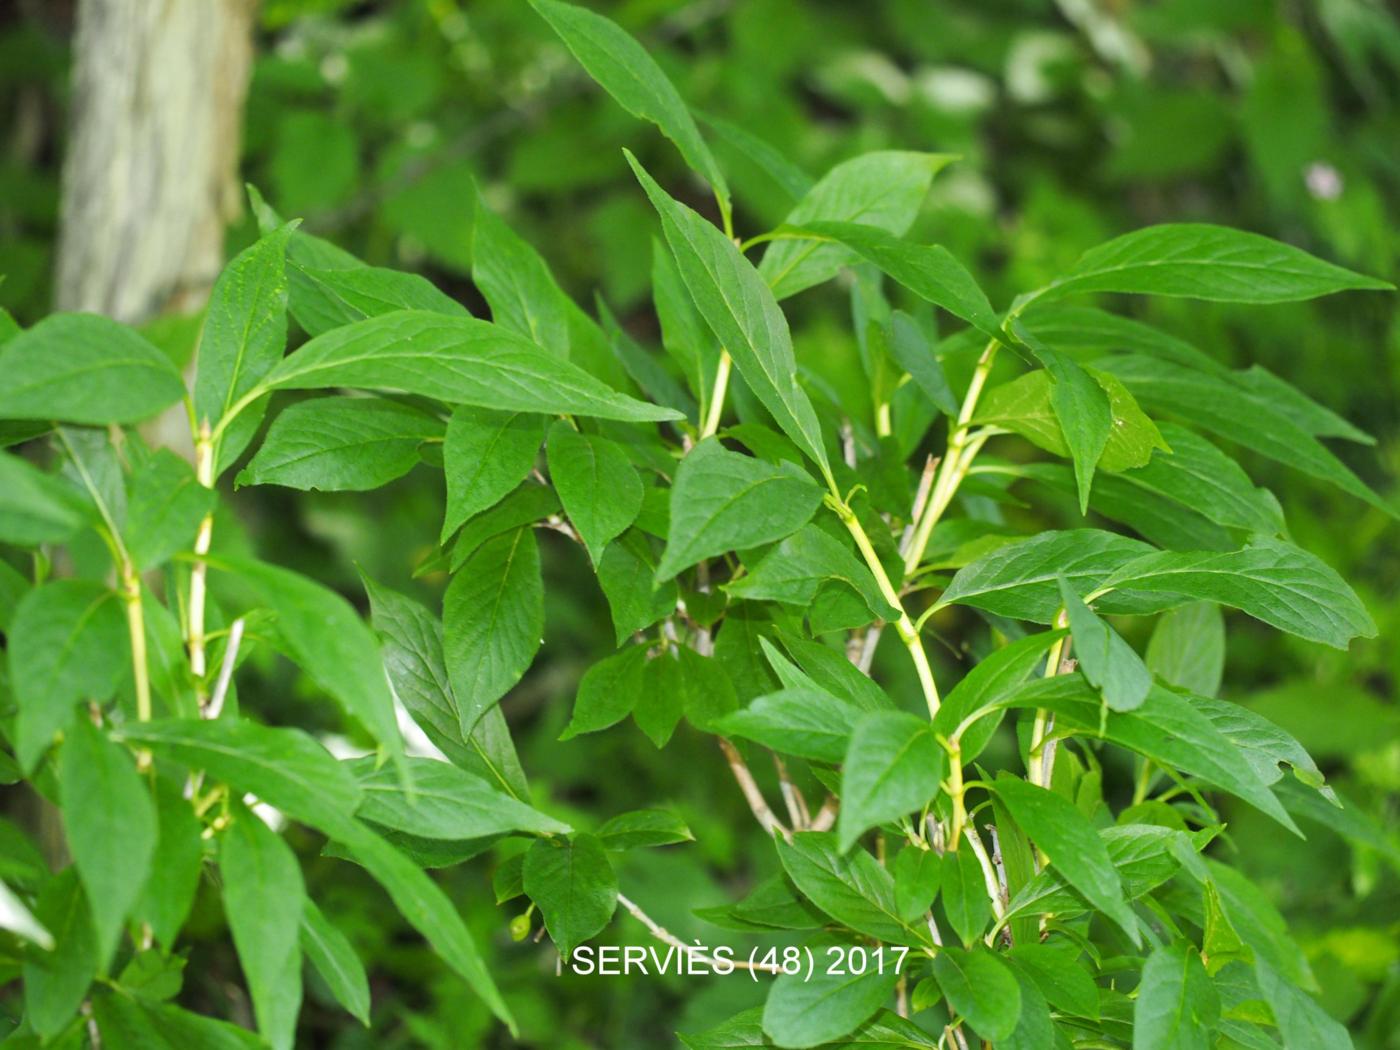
[472, 193, 571, 356]
[1058, 576, 1152, 712]
[0, 451, 87, 547]
[596, 809, 693, 850]
[92, 993, 267, 1049]
[892, 846, 941, 923]
[443, 527, 544, 734]
[788, 221, 999, 336]
[837, 711, 945, 852]
[726, 523, 897, 621]
[124, 449, 218, 569]
[940, 838, 992, 947]
[22, 870, 99, 1040]
[629, 155, 830, 473]
[530, 0, 729, 210]
[441, 408, 542, 543]
[361, 573, 528, 799]
[0, 313, 185, 425]
[9, 580, 128, 772]
[933, 630, 1063, 764]
[759, 152, 953, 300]
[716, 687, 854, 763]
[762, 957, 902, 1048]
[546, 420, 643, 564]
[1146, 603, 1224, 696]
[1133, 943, 1218, 1050]
[522, 833, 618, 955]
[349, 756, 568, 840]
[658, 438, 823, 581]
[259, 311, 681, 423]
[214, 556, 403, 757]
[596, 530, 678, 644]
[115, 719, 363, 836]
[301, 898, 371, 1027]
[238, 396, 442, 491]
[57, 720, 156, 969]
[991, 774, 1139, 944]
[775, 833, 922, 945]
[220, 806, 304, 1050]
[133, 775, 205, 950]
[930, 945, 1022, 1042]
[560, 645, 648, 740]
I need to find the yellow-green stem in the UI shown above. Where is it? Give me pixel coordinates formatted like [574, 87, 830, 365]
[700, 352, 732, 439]
[903, 339, 1000, 576]
[946, 739, 966, 848]
[188, 431, 215, 702]
[121, 568, 151, 722]
[828, 495, 940, 717]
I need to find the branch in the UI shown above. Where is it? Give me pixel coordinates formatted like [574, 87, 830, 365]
[615, 892, 783, 973]
[205, 617, 245, 720]
[718, 739, 790, 841]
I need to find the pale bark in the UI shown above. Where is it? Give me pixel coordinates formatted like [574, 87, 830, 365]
[55, 0, 256, 324]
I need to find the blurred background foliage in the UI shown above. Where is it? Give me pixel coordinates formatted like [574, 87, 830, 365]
[1, 0, 1398, 1046]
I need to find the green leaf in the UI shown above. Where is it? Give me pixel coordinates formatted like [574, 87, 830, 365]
[1058, 577, 1152, 712]
[441, 408, 542, 543]
[1100, 538, 1375, 649]
[1147, 602, 1224, 696]
[596, 530, 678, 644]
[933, 631, 1063, 765]
[788, 221, 999, 336]
[892, 846, 941, 923]
[216, 556, 403, 756]
[115, 719, 363, 836]
[472, 194, 570, 357]
[652, 236, 721, 414]
[1133, 943, 1218, 1050]
[1035, 223, 1392, 303]
[288, 263, 468, 339]
[445, 482, 560, 569]
[93, 986, 266, 1049]
[0, 451, 87, 546]
[124, 449, 217, 569]
[940, 839, 992, 947]
[362, 573, 528, 799]
[1102, 354, 1393, 516]
[775, 833, 921, 944]
[10, 580, 128, 772]
[350, 756, 568, 839]
[935, 529, 1155, 623]
[133, 775, 204, 950]
[0, 313, 185, 425]
[331, 821, 515, 1032]
[687, 1007, 936, 1050]
[443, 527, 544, 734]
[220, 806, 304, 1050]
[1008, 942, 1101, 1020]
[716, 686, 853, 763]
[301, 898, 371, 1027]
[727, 523, 897, 621]
[195, 225, 295, 470]
[1120, 424, 1283, 535]
[561, 645, 647, 739]
[758, 152, 953, 300]
[888, 311, 958, 416]
[837, 711, 945, 852]
[546, 421, 643, 564]
[658, 438, 823, 581]
[522, 833, 618, 955]
[259, 311, 680, 423]
[1012, 334, 1112, 514]
[57, 722, 154, 968]
[634, 645, 686, 747]
[991, 774, 1139, 944]
[930, 945, 1022, 1042]
[597, 809, 693, 850]
[628, 155, 830, 473]
[1254, 959, 1351, 1050]
[22, 870, 99, 1040]
[238, 396, 442, 491]
[762, 957, 901, 1048]
[529, 0, 728, 210]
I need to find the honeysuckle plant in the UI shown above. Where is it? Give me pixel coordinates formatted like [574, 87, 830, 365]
[0, 1, 1394, 1047]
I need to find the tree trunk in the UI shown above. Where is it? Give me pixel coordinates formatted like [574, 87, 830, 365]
[55, 0, 256, 324]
